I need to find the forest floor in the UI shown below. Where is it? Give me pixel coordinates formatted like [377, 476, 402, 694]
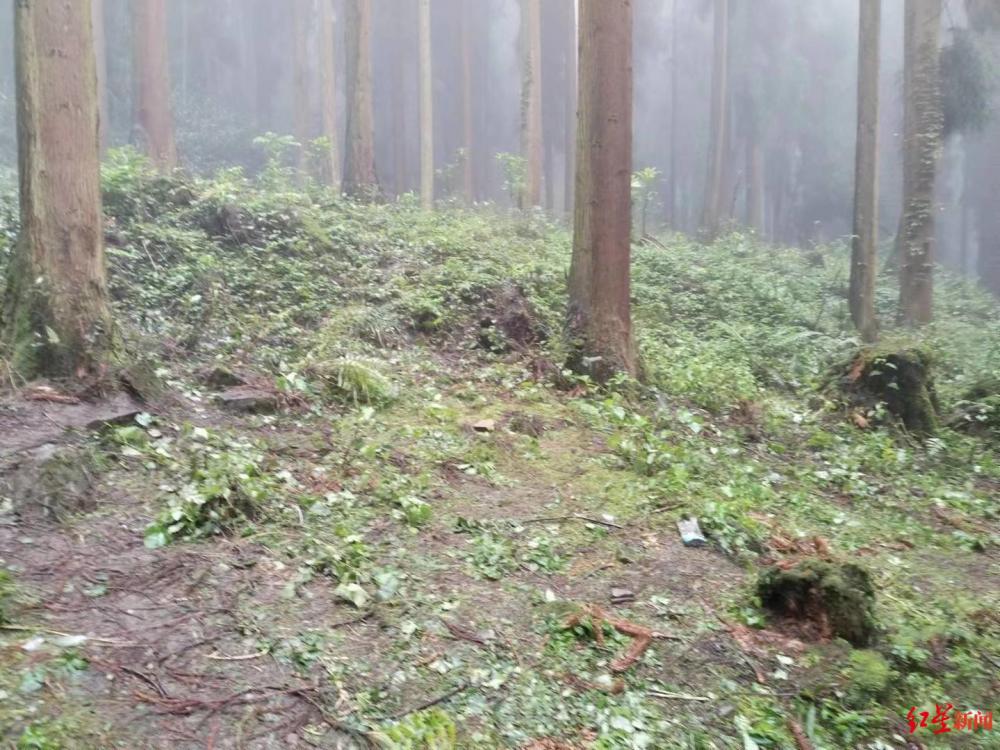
[0, 154, 998, 749]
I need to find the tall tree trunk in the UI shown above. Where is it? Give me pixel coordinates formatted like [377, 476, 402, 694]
[567, 0, 636, 381]
[93, 0, 108, 154]
[520, 0, 543, 208]
[344, 0, 378, 196]
[4, 0, 112, 380]
[459, 0, 475, 203]
[239, 1, 259, 129]
[746, 122, 765, 235]
[701, 0, 729, 239]
[292, 0, 311, 177]
[391, 1, 408, 196]
[418, 0, 434, 209]
[319, 0, 341, 190]
[563, 0, 577, 216]
[133, 0, 178, 170]
[668, 0, 679, 227]
[898, 0, 942, 326]
[252, 0, 276, 131]
[850, 0, 882, 343]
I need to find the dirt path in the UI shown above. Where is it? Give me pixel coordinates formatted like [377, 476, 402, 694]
[0, 394, 750, 748]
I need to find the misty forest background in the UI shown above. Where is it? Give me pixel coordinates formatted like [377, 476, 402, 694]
[0, 1, 999, 749]
[0, 0, 997, 290]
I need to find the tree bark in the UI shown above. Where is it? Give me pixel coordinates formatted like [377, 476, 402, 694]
[567, 0, 636, 381]
[391, 0, 409, 196]
[850, 0, 882, 343]
[898, 0, 942, 327]
[133, 0, 178, 170]
[419, 0, 434, 209]
[668, 0, 679, 227]
[3, 0, 113, 380]
[292, 0, 311, 177]
[318, 0, 340, 189]
[344, 0, 378, 197]
[93, 0, 108, 154]
[520, 0, 544, 208]
[701, 0, 729, 239]
[563, 0, 577, 216]
[459, 0, 475, 203]
[746, 125, 765, 236]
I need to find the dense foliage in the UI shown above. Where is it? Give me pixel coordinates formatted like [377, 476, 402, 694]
[0, 154, 998, 748]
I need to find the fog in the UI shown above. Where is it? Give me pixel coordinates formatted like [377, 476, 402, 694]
[0, 0, 996, 286]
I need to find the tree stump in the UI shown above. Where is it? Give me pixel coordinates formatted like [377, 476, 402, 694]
[757, 559, 877, 647]
[838, 348, 939, 434]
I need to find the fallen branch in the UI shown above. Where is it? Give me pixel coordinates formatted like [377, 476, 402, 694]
[521, 514, 624, 530]
[786, 718, 815, 750]
[648, 690, 711, 702]
[206, 649, 269, 662]
[389, 682, 470, 720]
[0, 623, 133, 647]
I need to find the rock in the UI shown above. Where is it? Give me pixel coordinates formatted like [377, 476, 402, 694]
[0, 442, 99, 520]
[0, 391, 143, 458]
[506, 412, 547, 438]
[757, 559, 877, 647]
[472, 419, 496, 433]
[610, 587, 636, 605]
[215, 388, 279, 414]
[200, 366, 248, 390]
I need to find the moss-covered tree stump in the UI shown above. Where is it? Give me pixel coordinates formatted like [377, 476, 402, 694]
[838, 348, 940, 434]
[950, 375, 1000, 441]
[757, 559, 877, 647]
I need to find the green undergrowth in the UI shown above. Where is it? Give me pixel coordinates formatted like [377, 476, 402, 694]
[0, 151, 998, 748]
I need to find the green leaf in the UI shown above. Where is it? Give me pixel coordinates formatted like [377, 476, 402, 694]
[144, 529, 168, 549]
[335, 582, 370, 609]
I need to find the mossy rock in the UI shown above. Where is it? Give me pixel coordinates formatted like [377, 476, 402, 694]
[0, 442, 103, 521]
[843, 649, 893, 707]
[949, 374, 1000, 440]
[0, 569, 15, 624]
[836, 347, 939, 434]
[757, 559, 878, 647]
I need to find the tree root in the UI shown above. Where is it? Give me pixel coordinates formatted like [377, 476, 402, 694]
[564, 604, 675, 673]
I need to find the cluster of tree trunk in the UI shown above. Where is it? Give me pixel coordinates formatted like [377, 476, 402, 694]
[4, 0, 990, 388]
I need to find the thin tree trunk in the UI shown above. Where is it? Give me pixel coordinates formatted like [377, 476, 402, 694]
[4, 0, 112, 380]
[746, 123, 765, 235]
[292, 0, 311, 177]
[418, 0, 434, 209]
[239, 1, 258, 128]
[850, 0, 882, 342]
[898, 0, 942, 326]
[459, 0, 475, 203]
[133, 0, 178, 170]
[668, 0, 679, 228]
[520, 0, 543, 208]
[344, 0, 378, 196]
[567, 0, 636, 381]
[701, 0, 729, 239]
[391, 1, 408, 196]
[563, 0, 577, 216]
[319, 0, 341, 190]
[93, 0, 108, 154]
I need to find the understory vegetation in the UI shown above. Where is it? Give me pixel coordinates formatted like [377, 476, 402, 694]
[0, 152, 997, 749]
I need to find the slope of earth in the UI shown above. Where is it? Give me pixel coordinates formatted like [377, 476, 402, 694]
[0, 149, 997, 749]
